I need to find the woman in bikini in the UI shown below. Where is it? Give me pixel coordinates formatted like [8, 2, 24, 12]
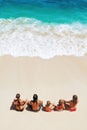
[27, 94, 43, 112]
[13, 93, 27, 111]
[64, 95, 78, 112]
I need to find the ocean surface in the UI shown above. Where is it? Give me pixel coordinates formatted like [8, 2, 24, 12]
[0, 0, 87, 58]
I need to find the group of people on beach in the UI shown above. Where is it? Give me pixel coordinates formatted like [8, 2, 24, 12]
[11, 94, 78, 112]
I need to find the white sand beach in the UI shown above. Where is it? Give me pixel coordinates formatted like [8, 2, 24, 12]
[0, 55, 87, 130]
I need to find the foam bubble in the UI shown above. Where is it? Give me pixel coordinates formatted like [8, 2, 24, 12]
[0, 17, 87, 59]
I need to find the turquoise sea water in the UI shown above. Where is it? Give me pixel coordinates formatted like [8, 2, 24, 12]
[0, 0, 87, 58]
[0, 0, 87, 23]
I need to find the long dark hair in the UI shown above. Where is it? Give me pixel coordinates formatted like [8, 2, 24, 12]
[33, 94, 38, 102]
[73, 95, 78, 103]
[16, 93, 20, 104]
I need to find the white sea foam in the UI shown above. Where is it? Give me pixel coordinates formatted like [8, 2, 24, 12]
[0, 17, 87, 59]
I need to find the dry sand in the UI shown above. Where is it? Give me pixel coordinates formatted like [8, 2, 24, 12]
[0, 55, 87, 130]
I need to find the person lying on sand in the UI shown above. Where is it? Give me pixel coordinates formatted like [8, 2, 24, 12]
[43, 101, 55, 112]
[13, 93, 27, 111]
[64, 95, 78, 112]
[54, 99, 65, 111]
[27, 94, 43, 112]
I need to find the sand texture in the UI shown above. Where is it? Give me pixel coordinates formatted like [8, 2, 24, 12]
[0, 55, 87, 130]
